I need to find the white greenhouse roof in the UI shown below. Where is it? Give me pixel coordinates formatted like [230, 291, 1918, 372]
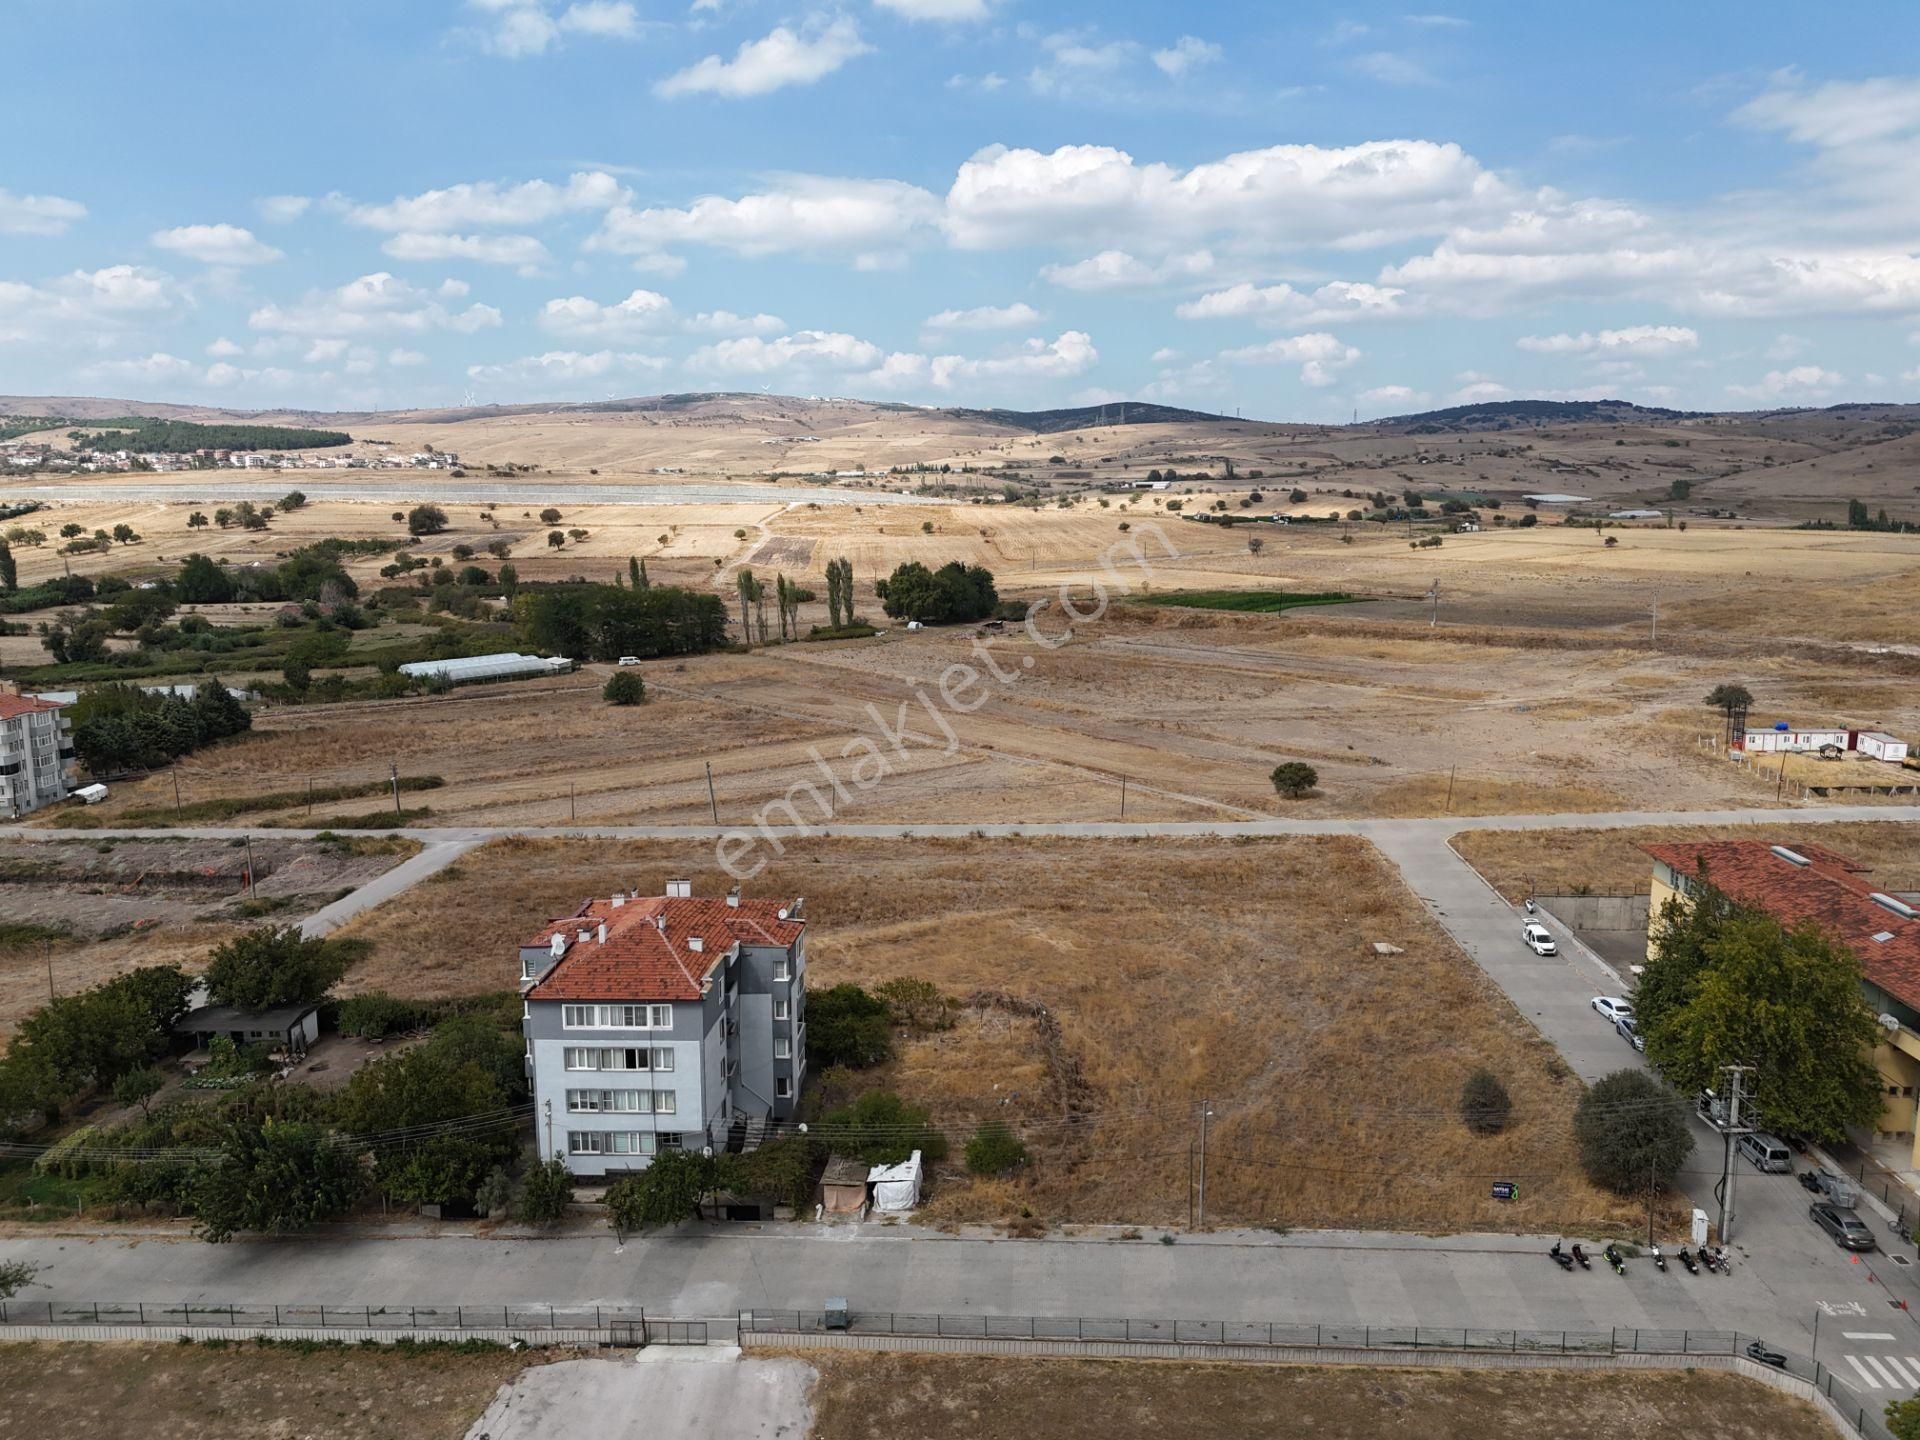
[397, 652, 570, 682]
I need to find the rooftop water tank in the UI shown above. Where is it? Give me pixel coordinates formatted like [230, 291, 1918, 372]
[1774, 721, 1789, 731]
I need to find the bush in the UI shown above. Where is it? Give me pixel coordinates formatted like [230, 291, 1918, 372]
[806, 984, 893, 1069]
[1270, 762, 1318, 799]
[1573, 1069, 1691, 1195]
[819, 1091, 948, 1167]
[516, 1157, 574, 1225]
[336, 992, 431, 1040]
[874, 977, 953, 1032]
[202, 927, 359, 1009]
[605, 1149, 713, 1233]
[407, 505, 448, 537]
[964, 1120, 1028, 1176]
[1459, 1069, 1512, 1136]
[603, 671, 647, 706]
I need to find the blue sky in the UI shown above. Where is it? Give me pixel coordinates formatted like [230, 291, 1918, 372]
[3, 0, 1918, 419]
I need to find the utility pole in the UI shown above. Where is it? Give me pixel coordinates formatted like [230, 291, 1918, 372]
[1444, 764, 1457, 814]
[1717, 1064, 1755, 1242]
[1119, 774, 1127, 820]
[1197, 1100, 1215, 1229]
[1776, 753, 1789, 802]
[1427, 578, 1439, 628]
[1650, 594, 1658, 644]
[705, 761, 719, 824]
[390, 759, 401, 816]
[45, 939, 54, 1001]
[243, 834, 256, 896]
[570, 781, 577, 823]
[171, 765, 181, 812]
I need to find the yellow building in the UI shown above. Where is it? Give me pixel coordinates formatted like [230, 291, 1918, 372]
[1643, 841, 1920, 1168]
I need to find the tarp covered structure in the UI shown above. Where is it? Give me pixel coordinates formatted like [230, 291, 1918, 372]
[868, 1151, 922, 1212]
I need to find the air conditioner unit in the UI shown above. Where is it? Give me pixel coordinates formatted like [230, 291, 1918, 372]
[1880, 1013, 1903, 1034]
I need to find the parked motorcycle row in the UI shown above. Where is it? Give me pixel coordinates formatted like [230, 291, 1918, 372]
[1549, 1240, 1729, 1275]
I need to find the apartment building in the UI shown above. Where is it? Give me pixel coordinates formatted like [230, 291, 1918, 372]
[519, 880, 807, 1177]
[0, 694, 74, 819]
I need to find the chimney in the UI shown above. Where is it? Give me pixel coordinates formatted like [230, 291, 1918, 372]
[576, 929, 590, 945]
[688, 935, 704, 953]
[726, 887, 740, 908]
[655, 914, 667, 933]
[611, 894, 625, 907]
[549, 933, 566, 959]
[666, 878, 691, 899]
[597, 922, 608, 944]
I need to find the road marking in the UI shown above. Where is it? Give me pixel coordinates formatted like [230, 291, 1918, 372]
[1866, 1356, 1905, 1389]
[1883, 1355, 1920, 1388]
[1846, 1355, 1883, 1389]
[1845, 1331, 1897, 1340]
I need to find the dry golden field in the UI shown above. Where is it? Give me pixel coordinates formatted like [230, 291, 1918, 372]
[336, 834, 1644, 1233]
[1453, 820, 1920, 903]
[803, 1354, 1834, 1440]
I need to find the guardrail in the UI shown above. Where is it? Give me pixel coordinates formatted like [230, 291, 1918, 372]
[0, 1300, 648, 1333]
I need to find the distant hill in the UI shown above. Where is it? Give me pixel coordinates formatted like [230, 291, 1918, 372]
[946, 402, 1234, 434]
[1372, 399, 1703, 433]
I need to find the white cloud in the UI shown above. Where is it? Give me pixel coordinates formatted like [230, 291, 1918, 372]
[1765, 333, 1808, 361]
[150, 223, 283, 266]
[1405, 13, 1468, 27]
[467, 349, 668, 384]
[1177, 279, 1405, 324]
[1515, 325, 1699, 357]
[591, 175, 940, 264]
[382, 232, 550, 268]
[206, 337, 245, 358]
[249, 272, 504, 337]
[477, 2, 561, 57]
[690, 329, 885, 374]
[685, 309, 785, 335]
[0, 187, 86, 237]
[1040, 248, 1214, 291]
[388, 348, 428, 366]
[923, 301, 1043, 331]
[538, 288, 675, 337]
[927, 331, 1097, 388]
[257, 195, 312, 224]
[875, 0, 991, 19]
[656, 17, 871, 98]
[0, 265, 181, 344]
[348, 172, 626, 232]
[1152, 35, 1221, 79]
[1150, 346, 1180, 362]
[1359, 384, 1431, 409]
[1353, 51, 1432, 86]
[945, 139, 1507, 252]
[1725, 364, 1847, 402]
[79, 352, 199, 384]
[559, 1, 640, 37]
[1219, 331, 1362, 386]
[1027, 34, 1140, 96]
[1449, 379, 1513, 403]
[305, 339, 350, 363]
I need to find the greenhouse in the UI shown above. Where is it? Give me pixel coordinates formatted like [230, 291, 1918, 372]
[397, 652, 573, 686]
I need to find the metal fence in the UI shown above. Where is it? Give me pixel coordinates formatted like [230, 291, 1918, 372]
[740, 1312, 1897, 1440]
[0, 1300, 648, 1333]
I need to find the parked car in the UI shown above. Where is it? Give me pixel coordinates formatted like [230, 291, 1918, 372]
[616, 656, 641, 666]
[1615, 1014, 1644, 1051]
[1809, 1202, 1877, 1252]
[1591, 997, 1633, 1023]
[1521, 922, 1558, 956]
[1737, 1133, 1793, 1173]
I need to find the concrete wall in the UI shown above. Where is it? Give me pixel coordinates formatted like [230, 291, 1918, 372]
[1537, 894, 1651, 933]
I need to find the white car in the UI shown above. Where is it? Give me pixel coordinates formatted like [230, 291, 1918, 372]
[616, 656, 641, 666]
[1591, 996, 1633, 1024]
[1521, 922, 1558, 956]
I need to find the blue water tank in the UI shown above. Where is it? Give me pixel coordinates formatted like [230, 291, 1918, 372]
[1774, 721, 1790, 731]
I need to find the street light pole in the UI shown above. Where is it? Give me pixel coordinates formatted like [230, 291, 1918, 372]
[1197, 1100, 1215, 1229]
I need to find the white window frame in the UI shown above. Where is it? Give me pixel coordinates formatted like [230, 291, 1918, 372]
[775, 1077, 791, 1098]
[560, 1003, 675, 1030]
[773, 999, 788, 1021]
[652, 1089, 676, 1115]
[773, 958, 790, 981]
[773, 1037, 791, 1060]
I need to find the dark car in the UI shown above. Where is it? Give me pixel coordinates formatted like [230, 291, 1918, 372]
[1809, 1202, 1877, 1252]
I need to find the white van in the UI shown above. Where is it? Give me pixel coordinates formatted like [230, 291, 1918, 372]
[616, 656, 641, 666]
[1737, 1132, 1792, 1174]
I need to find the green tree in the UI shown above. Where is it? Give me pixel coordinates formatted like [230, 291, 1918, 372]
[819, 1091, 947, 1167]
[111, 523, 139, 545]
[497, 562, 518, 599]
[0, 1260, 39, 1300]
[717, 1136, 819, 1211]
[603, 670, 647, 705]
[605, 1149, 716, 1234]
[112, 1067, 165, 1116]
[547, 529, 565, 549]
[0, 540, 14, 593]
[279, 490, 308, 510]
[175, 552, 235, 604]
[874, 977, 953, 1033]
[874, 560, 997, 624]
[187, 511, 209, 529]
[202, 927, 355, 1010]
[1640, 900, 1881, 1141]
[1572, 1069, 1692, 1195]
[407, 504, 449, 537]
[1270, 762, 1318, 798]
[806, 984, 892, 1069]
[282, 657, 312, 693]
[192, 1116, 364, 1243]
[1459, 1069, 1512, 1136]
[517, 1157, 575, 1224]
[540, 508, 563, 525]
[1887, 1397, 1920, 1440]
[1703, 683, 1752, 719]
[964, 1120, 1028, 1176]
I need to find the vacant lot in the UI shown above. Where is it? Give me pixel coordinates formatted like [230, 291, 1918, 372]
[804, 1353, 1831, 1440]
[338, 834, 1637, 1233]
[0, 1342, 530, 1440]
[1453, 820, 1920, 902]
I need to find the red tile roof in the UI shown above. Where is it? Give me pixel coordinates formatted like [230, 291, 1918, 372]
[524, 893, 805, 1003]
[1642, 841, 1920, 1010]
[0, 695, 64, 721]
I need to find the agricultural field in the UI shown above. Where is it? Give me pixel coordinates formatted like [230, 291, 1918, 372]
[804, 1353, 1833, 1440]
[335, 834, 1643, 1234]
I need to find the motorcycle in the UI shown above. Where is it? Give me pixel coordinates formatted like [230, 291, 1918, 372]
[1524, 898, 1537, 915]
[1677, 1246, 1700, 1275]
[1706, 1246, 1731, 1275]
[1798, 1170, 1822, 1193]
[1549, 1242, 1575, 1271]
[1603, 1244, 1626, 1276]
[1569, 1243, 1591, 1270]
[1745, 1340, 1787, 1369]
[1651, 1244, 1667, 1272]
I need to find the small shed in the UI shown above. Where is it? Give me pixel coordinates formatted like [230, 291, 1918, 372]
[869, 1151, 923, 1213]
[174, 1003, 319, 1057]
[821, 1155, 870, 1217]
[1856, 732, 1910, 763]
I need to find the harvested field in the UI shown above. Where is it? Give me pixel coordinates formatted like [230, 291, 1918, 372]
[0, 1342, 530, 1440]
[803, 1352, 1832, 1440]
[336, 835, 1641, 1233]
[1452, 820, 1920, 902]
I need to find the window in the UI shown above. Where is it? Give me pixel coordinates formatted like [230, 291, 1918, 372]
[658, 1133, 683, 1150]
[773, 1038, 791, 1060]
[773, 999, 788, 1022]
[652, 1089, 676, 1115]
[773, 958, 790, 981]
[560, 1004, 674, 1030]
[775, 1077, 791, 1099]
[563, 1047, 597, 1070]
[566, 1131, 656, 1157]
[566, 1089, 652, 1113]
[651, 1047, 673, 1072]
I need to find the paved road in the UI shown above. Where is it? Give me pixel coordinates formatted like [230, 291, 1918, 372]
[297, 839, 480, 938]
[3, 479, 917, 508]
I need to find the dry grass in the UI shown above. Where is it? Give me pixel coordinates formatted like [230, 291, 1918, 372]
[1453, 820, 1920, 902]
[0, 1342, 532, 1440]
[803, 1353, 1833, 1440]
[337, 834, 1639, 1233]
[1368, 775, 1622, 818]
